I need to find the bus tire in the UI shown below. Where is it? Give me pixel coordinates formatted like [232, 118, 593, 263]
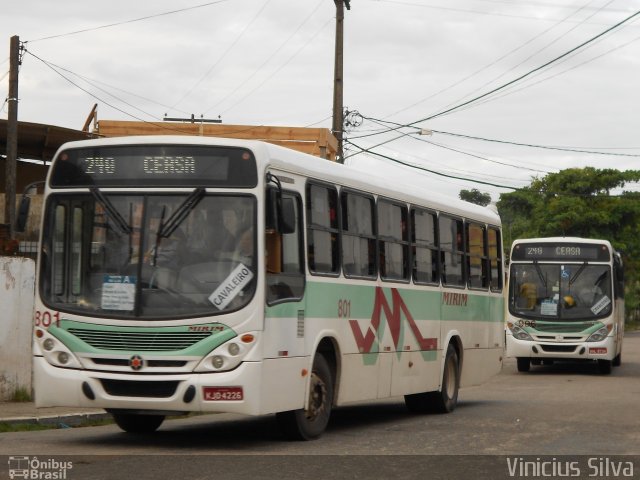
[613, 353, 621, 367]
[598, 359, 612, 375]
[276, 353, 334, 441]
[112, 413, 165, 433]
[516, 357, 530, 372]
[405, 343, 459, 414]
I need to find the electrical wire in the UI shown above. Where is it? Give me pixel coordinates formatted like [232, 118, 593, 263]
[430, 130, 640, 158]
[218, 17, 333, 115]
[203, 0, 324, 115]
[456, 29, 640, 114]
[27, 0, 234, 43]
[170, 0, 274, 110]
[345, 139, 521, 190]
[406, 8, 640, 126]
[435, 0, 615, 115]
[40, 60, 191, 117]
[382, 0, 601, 120]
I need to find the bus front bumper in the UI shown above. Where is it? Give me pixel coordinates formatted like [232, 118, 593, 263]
[33, 356, 265, 416]
[505, 334, 617, 361]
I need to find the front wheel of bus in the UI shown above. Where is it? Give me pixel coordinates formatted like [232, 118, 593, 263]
[598, 359, 612, 375]
[112, 413, 165, 433]
[516, 357, 530, 372]
[276, 354, 334, 441]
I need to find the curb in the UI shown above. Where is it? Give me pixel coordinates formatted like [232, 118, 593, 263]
[0, 412, 112, 428]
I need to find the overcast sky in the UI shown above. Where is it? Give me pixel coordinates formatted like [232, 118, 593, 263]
[2, 0, 640, 200]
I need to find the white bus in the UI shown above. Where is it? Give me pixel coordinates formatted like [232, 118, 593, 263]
[506, 237, 624, 374]
[27, 135, 504, 439]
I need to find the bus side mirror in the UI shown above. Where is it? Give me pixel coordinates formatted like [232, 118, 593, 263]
[16, 196, 31, 233]
[266, 186, 295, 235]
[16, 181, 44, 233]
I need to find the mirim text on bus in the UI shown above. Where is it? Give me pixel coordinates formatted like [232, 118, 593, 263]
[29, 136, 505, 439]
[506, 237, 624, 375]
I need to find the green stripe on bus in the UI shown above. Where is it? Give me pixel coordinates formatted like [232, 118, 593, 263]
[267, 281, 504, 322]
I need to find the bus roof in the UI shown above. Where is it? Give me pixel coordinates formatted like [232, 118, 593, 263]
[53, 135, 501, 226]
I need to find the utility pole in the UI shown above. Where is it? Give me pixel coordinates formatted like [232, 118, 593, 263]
[332, 0, 350, 163]
[5, 35, 20, 237]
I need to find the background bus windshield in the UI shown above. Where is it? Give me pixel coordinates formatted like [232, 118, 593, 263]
[509, 263, 612, 320]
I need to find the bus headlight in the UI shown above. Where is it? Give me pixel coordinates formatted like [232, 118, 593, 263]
[507, 323, 533, 341]
[35, 329, 82, 369]
[587, 325, 611, 343]
[195, 334, 257, 373]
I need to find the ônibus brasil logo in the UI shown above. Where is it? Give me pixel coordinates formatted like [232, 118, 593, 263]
[7, 456, 73, 479]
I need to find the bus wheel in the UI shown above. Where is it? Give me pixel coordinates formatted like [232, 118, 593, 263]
[613, 353, 622, 367]
[112, 413, 165, 433]
[276, 353, 334, 441]
[516, 357, 530, 372]
[598, 359, 612, 375]
[405, 343, 460, 414]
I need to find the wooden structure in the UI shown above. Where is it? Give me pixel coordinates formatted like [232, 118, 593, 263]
[96, 120, 338, 161]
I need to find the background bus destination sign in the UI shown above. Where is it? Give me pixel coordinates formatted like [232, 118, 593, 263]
[50, 144, 258, 188]
[511, 242, 610, 261]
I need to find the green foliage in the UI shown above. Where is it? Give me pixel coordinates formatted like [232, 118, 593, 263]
[459, 188, 492, 207]
[11, 387, 32, 402]
[497, 167, 640, 323]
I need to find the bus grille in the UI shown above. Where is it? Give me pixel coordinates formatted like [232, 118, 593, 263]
[100, 379, 179, 398]
[540, 344, 577, 353]
[67, 328, 211, 351]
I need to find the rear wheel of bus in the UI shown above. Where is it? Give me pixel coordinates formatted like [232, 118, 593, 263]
[405, 343, 460, 414]
[112, 413, 165, 433]
[276, 353, 334, 440]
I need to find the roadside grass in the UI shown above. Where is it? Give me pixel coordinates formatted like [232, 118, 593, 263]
[11, 388, 32, 403]
[0, 417, 114, 433]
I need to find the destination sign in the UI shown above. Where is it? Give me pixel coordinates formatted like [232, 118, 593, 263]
[50, 144, 257, 188]
[511, 242, 610, 262]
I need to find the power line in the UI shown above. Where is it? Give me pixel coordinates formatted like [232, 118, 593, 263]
[431, 130, 640, 158]
[203, 0, 324, 115]
[407, 8, 640, 126]
[455, 30, 640, 114]
[27, 0, 233, 43]
[434, 0, 615, 116]
[40, 59, 191, 117]
[217, 17, 333, 115]
[345, 139, 521, 190]
[170, 0, 274, 110]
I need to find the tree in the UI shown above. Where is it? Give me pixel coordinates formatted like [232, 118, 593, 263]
[459, 188, 491, 206]
[497, 167, 640, 322]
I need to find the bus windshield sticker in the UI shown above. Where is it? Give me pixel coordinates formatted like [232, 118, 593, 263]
[540, 300, 557, 316]
[591, 295, 611, 315]
[208, 263, 254, 310]
[101, 275, 136, 311]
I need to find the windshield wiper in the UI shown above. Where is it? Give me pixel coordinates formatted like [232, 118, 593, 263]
[533, 261, 548, 290]
[90, 187, 132, 235]
[157, 187, 205, 238]
[569, 262, 588, 286]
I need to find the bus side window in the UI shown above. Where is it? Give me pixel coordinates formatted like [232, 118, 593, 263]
[488, 227, 503, 292]
[266, 191, 305, 304]
[439, 215, 465, 288]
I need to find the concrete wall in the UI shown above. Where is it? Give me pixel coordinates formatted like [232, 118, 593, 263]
[0, 256, 35, 400]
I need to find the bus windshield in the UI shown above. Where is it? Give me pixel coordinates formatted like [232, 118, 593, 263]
[509, 263, 612, 321]
[40, 191, 257, 319]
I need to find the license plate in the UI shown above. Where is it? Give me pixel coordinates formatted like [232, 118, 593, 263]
[589, 347, 607, 355]
[203, 386, 243, 401]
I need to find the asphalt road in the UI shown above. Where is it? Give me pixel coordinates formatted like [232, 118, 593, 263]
[1, 332, 639, 479]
